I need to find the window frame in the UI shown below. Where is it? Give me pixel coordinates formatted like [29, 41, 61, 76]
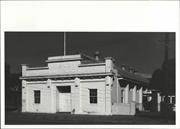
[172, 96, 175, 104]
[120, 89, 124, 103]
[89, 89, 98, 104]
[34, 90, 40, 104]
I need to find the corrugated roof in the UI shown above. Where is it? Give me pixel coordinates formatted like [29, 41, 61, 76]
[114, 65, 149, 84]
[80, 54, 149, 84]
[81, 53, 104, 64]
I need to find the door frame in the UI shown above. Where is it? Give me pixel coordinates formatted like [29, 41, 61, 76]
[56, 85, 72, 112]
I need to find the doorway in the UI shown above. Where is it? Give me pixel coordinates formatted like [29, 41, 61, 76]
[57, 86, 71, 112]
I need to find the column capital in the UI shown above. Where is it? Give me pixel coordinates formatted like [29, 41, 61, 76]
[74, 77, 80, 86]
[22, 79, 26, 83]
[47, 79, 52, 87]
[47, 78, 52, 81]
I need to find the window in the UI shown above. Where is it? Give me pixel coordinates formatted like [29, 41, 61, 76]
[34, 90, 40, 104]
[121, 89, 124, 103]
[57, 86, 71, 93]
[172, 97, 175, 104]
[89, 89, 97, 104]
[167, 97, 170, 103]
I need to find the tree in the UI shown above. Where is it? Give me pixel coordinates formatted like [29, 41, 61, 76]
[150, 59, 175, 95]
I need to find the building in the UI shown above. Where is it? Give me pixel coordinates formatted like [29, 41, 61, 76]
[20, 53, 149, 115]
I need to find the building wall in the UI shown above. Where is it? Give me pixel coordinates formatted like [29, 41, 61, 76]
[72, 77, 111, 115]
[111, 77, 117, 104]
[111, 77, 122, 104]
[22, 78, 112, 115]
[80, 80, 106, 114]
[111, 80, 137, 115]
[136, 90, 140, 102]
[23, 69, 49, 76]
[136, 87, 143, 111]
[118, 84, 122, 103]
[24, 61, 106, 77]
[22, 78, 139, 115]
[48, 61, 81, 75]
[25, 82, 52, 113]
[129, 88, 133, 103]
[78, 65, 106, 74]
[112, 103, 136, 115]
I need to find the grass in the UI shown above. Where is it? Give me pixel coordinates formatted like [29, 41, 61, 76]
[5, 111, 175, 125]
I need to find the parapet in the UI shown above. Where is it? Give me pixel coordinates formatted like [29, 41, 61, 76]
[104, 57, 115, 62]
[46, 54, 82, 63]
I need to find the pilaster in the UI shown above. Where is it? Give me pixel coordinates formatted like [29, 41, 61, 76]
[139, 87, 143, 103]
[157, 92, 161, 112]
[105, 57, 114, 73]
[22, 80, 28, 112]
[132, 85, 137, 102]
[124, 84, 129, 104]
[48, 79, 56, 113]
[138, 87, 143, 111]
[105, 76, 112, 115]
[74, 77, 82, 114]
[21, 64, 28, 76]
[116, 77, 119, 103]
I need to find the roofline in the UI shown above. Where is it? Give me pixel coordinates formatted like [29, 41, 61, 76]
[46, 55, 82, 63]
[118, 77, 149, 85]
[115, 65, 149, 84]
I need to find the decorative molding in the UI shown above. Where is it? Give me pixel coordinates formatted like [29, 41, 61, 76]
[79, 63, 105, 67]
[26, 67, 48, 70]
[20, 72, 113, 80]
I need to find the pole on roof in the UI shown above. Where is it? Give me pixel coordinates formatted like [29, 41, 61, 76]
[64, 32, 66, 56]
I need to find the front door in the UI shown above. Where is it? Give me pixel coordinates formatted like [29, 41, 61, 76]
[57, 86, 71, 112]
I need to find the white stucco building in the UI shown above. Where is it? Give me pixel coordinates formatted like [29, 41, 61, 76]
[20, 54, 149, 115]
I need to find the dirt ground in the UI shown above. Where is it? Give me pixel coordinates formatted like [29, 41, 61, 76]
[5, 111, 175, 125]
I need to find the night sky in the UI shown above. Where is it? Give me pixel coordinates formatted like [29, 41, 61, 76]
[5, 32, 175, 74]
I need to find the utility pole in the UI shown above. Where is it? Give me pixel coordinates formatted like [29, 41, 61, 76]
[164, 33, 170, 96]
[164, 33, 169, 62]
[64, 32, 66, 56]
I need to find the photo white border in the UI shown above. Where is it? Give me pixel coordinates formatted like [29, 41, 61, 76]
[1, 1, 179, 128]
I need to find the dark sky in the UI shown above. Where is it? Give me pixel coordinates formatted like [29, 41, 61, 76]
[5, 32, 175, 74]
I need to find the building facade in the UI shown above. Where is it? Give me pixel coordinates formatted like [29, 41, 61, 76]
[20, 54, 149, 115]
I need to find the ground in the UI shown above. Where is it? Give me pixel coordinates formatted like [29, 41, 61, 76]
[5, 111, 175, 125]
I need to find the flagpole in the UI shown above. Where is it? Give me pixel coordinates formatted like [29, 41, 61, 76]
[64, 32, 66, 56]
